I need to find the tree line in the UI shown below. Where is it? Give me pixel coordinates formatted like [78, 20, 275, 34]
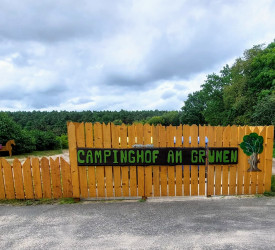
[0, 40, 274, 155]
[181, 40, 275, 126]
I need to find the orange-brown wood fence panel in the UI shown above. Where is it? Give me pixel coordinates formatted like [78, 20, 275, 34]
[0, 123, 273, 200]
[0, 157, 72, 200]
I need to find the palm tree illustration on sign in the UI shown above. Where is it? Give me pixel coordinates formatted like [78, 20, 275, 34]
[240, 133, 264, 172]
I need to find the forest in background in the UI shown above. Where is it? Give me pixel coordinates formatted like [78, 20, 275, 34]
[0, 40, 274, 155]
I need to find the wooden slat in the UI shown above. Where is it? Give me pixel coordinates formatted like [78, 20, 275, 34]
[144, 123, 152, 197]
[32, 158, 42, 199]
[94, 122, 105, 197]
[120, 124, 129, 197]
[198, 125, 205, 196]
[128, 125, 137, 196]
[13, 159, 24, 199]
[22, 158, 34, 199]
[136, 123, 145, 197]
[183, 125, 190, 196]
[85, 123, 96, 197]
[0, 159, 6, 199]
[215, 126, 223, 195]
[190, 125, 198, 196]
[167, 125, 176, 196]
[76, 122, 88, 198]
[237, 127, 245, 195]
[257, 127, 266, 193]
[175, 125, 183, 196]
[250, 127, 259, 194]
[104, 123, 113, 197]
[222, 126, 230, 195]
[2, 159, 15, 199]
[67, 121, 80, 198]
[207, 126, 215, 196]
[60, 157, 73, 198]
[229, 125, 238, 195]
[152, 125, 160, 197]
[243, 126, 252, 194]
[41, 157, 52, 198]
[159, 125, 167, 196]
[50, 158, 62, 198]
[264, 126, 274, 191]
[111, 123, 121, 197]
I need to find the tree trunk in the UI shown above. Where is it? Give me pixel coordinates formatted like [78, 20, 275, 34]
[247, 152, 261, 172]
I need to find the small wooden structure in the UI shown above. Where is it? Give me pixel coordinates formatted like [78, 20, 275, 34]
[0, 140, 15, 156]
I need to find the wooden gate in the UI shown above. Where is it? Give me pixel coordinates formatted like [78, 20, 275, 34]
[67, 122, 274, 199]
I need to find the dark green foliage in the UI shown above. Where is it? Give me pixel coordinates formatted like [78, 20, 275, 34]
[240, 133, 264, 156]
[180, 40, 275, 126]
[0, 112, 35, 154]
[30, 130, 59, 151]
[271, 175, 275, 192]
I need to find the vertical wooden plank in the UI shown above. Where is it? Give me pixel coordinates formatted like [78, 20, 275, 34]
[190, 125, 198, 196]
[32, 158, 42, 199]
[229, 125, 238, 195]
[222, 126, 230, 195]
[207, 126, 215, 196]
[128, 125, 137, 196]
[214, 126, 223, 195]
[85, 123, 96, 197]
[111, 123, 121, 197]
[94, 122, 105, 197]
[67, 122, 80, 198]
[167, 125, 176, 196]
[144, 123, 152, 197]
[264, 126, 274, 191]
[2, 159, 15, 199]
[22, 158, 34, 199]
[250, 127, 259, 194]
[13, 159, 25, 199]
[76, 122, 88, 198]
[243, 126, 252, 194]
[50, 158, 62, 198]
[41, 157, 52, 198]
[198, 125, 206, 196]
[175, 125, 183, 196]
[257, 127, 266, 194]
[136, 123, 145, 197]
[120, 124, 129, 197]
[60, 157, 73, 198]
[183, 125, 190, 196]
[104, 123, 113, 197]
[0, 159, 6, 199]
[159, 125, 167, 196]
[237, 127, 245, 195]
[152, 125, 160, 197]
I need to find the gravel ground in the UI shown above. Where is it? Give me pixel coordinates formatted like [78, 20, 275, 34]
[0, 196, 275, 249]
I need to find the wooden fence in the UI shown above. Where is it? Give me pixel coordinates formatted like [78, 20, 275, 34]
[0, 157, 72, 200]
[0, 123, 273, 200]
[67, 122, 274, 199]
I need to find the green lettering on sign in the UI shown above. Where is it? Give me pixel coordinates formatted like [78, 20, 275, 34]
[191, 150, 198, 164]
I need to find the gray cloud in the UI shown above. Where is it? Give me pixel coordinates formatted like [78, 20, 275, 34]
[0, 0, 274, 111]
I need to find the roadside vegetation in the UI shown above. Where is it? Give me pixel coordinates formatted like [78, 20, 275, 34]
[0, 198, 77, 206]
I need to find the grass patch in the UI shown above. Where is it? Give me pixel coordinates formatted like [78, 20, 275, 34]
[263, 175, 275, 197]
[4, 149, 65, 159]
[0, 198, 79, 206]
[273, 147, 275, 158]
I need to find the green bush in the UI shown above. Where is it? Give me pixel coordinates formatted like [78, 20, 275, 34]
[30, 130, 60, 151]
[56, 134, 68, 149]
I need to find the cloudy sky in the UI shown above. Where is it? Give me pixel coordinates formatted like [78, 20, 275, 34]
[0, 0, 274, 111]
